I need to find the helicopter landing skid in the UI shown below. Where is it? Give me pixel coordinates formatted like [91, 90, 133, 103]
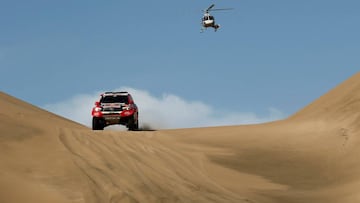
[200, 26, 219, 33]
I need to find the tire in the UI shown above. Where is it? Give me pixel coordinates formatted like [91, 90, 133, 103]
[127, 115, 139, 131]
[92, 117, 104, 130]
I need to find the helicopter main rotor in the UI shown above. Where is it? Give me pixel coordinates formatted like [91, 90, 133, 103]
[203, 4, 233, 14]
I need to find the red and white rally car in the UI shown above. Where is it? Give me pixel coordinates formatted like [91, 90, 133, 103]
[91, 91, 139, 130]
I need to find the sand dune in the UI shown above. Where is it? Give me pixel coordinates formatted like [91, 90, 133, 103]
[1, 73, 360, 203]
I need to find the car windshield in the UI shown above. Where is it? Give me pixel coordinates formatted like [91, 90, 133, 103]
[100, 95, 128, 104]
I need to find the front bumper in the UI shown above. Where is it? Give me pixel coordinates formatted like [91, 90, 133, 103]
[93, 110, 135, 126]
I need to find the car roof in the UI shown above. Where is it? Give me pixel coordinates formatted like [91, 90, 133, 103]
[102, 91, 129, 97]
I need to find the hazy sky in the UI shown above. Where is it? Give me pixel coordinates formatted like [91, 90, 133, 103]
[1, 1, 359, 128]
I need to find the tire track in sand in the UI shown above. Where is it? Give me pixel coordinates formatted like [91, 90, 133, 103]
[59, 128, 251, 203]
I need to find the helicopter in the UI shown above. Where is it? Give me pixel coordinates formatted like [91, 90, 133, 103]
[201, 4, 233, 32]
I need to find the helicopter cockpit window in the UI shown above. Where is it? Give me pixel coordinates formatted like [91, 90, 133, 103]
[209, 16, 214, 20]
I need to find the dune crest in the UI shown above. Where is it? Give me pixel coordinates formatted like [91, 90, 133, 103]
[290, 72, 360, 124]
[1, 73, 360, 203]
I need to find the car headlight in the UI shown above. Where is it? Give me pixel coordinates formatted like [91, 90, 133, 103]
[94, 107, 102, 112]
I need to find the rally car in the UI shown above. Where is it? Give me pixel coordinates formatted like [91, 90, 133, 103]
[91, 91, 139, 130]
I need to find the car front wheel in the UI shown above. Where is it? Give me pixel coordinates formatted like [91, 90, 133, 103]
[92, 117, 104, 130]
[127, 115, 139, 131]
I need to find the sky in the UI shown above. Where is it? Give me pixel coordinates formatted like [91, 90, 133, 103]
[1, 1, 359, 129]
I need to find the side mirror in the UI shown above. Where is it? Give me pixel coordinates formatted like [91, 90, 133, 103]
[95, 101, 100, 106]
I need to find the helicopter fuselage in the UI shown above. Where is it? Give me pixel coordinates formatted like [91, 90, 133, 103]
[202, 13, 219, 30]
[200, 4, 231, 32]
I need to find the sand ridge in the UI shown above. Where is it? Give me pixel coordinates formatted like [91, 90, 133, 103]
[1, 72, 360, 203]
